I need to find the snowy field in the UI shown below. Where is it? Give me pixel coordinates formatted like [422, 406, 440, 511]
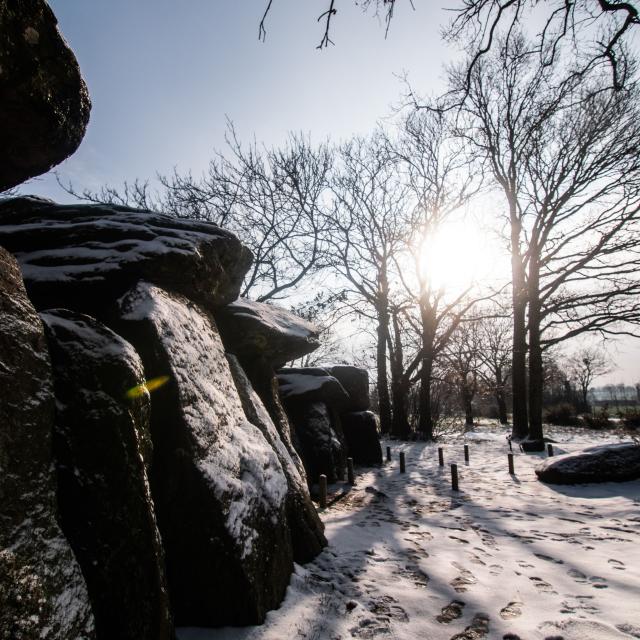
[179, 424, 640, 640]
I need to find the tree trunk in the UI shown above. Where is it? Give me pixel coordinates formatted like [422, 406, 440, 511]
[376, 301, 392, 435]
[390, 312, 411, 439]
[510, 214, 529, 439]
[495, 368, 509, 424]
[527, 258, 544, 443]
[462, 382, 474, 427]
[417, 292, 437, 440]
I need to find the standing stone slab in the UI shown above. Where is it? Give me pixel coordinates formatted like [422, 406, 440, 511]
[0, 0, 91, 190]
[341, 411, 383, 466]
[0, 247, 94, 640]
[227, 355, 326, 563]
[116, 282, 292, 627]
[41, 309, 172, 640]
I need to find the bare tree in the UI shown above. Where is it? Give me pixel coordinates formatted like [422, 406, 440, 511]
[476, 310, 512, 424]
[451, 33, 640, 444]
[568, 346, 610, 412]
[387, 109, 483, 439]
[447, 0, 639, 92]
[327, 132, 409, 434]
[444, 320, 483, 427]
[63, 123, 332, 302]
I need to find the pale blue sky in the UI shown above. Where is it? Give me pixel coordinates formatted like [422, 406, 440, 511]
[28, 0, 451, 198]
[22, 1, 640, 384]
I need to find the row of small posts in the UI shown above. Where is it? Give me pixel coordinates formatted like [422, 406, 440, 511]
[319, 441, 556, 505]
[385, 441, 555, 492]
[318, 457, 356, 509]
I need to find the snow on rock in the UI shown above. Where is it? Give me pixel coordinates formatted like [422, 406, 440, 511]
[0, 0, 90, 190]
[175, 424, 640, 640]
[0, 248, 95, 639]
[216, 298, 320, 367]
[116, 282, 292, 626]
[40, 309, 172, 640]
[227, 355, 327, 563]
[0, 197, 252, 316]
[536, 442, 640, 484]
[277, 368, 350, 413]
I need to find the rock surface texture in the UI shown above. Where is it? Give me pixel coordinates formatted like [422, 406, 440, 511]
[536, 442, 640, 484]
[341, 411, 383, 465]
[277, 365, 381, 483]
[116, 282, 293, 627]
[0, 248, 95, 640]
[41, 309, 172, 640]
[0, 0, 91, 190]
[0, 197, 252, 315]
[227, 355, 326, 563]
[327, 365, 370, 412]
[216, 298, 320, 367]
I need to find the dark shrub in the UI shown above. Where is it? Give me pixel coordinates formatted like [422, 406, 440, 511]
[544, 402, 580, 426]
[581, 412, 611, 429]
[623, 411, 640, 429]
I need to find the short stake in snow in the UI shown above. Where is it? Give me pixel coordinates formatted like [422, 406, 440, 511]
[347, 457, 355, 485]
[438, 447, 444, 466]
[399, 452, 406, 474]
[508, 439, 513, 452]
[386, 446, 391, 462]
[319, 474, 327, 509]
[451, 463, 459, 491]
[508, 453, 515, 475]
[464, 444, 469, 463]
[547, 443, 554, 457]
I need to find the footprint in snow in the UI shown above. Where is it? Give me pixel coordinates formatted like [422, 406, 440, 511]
[616, 623, 640, 638]
[499, 601, 523, 619]
[534, 553, 564, 564]
[529, 576, 558, 594]
[450, 563, 477, 592]
[608, 558, 625, 570]
[449, 612, 490, 639]
[437, 600, 465, 623]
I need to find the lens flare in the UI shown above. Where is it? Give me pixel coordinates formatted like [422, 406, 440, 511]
[125, 375, 170, 399]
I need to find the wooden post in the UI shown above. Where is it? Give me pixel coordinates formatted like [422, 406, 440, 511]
[508, 453, 515, 475]
[547, 443, 554, 457]
[508, 439, 513, 452]
[347, 457, 355, 485]
[464, 444, 469, 462]
[438, 447, 444, 466]
[451, 463, 459, 491]
[319, 474, 327, 508]
[386, 446, 391, 462]
[399, 452, 406, 473]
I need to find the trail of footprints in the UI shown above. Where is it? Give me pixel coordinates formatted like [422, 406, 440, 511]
[317, 481, 630, 639]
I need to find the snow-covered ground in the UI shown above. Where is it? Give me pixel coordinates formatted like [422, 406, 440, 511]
[179, 424, 640, 640]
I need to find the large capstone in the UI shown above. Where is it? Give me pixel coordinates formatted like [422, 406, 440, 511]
[277, 367, 351, 414]
[40, 309, 172, 640]
[115, 282, 292, 627]
[0, 247, 95, 640]
[0, 197, 252, 315]
[227, 355, 326, 562]
[535, 442, 640, 485]
[0, 1, 91, 190]
[216, 297, 320, 367]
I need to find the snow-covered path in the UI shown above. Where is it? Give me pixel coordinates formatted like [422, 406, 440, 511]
[179, 426, 640, 640]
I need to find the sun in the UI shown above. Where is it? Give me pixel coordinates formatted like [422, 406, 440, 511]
[418, 219, 505, 292]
